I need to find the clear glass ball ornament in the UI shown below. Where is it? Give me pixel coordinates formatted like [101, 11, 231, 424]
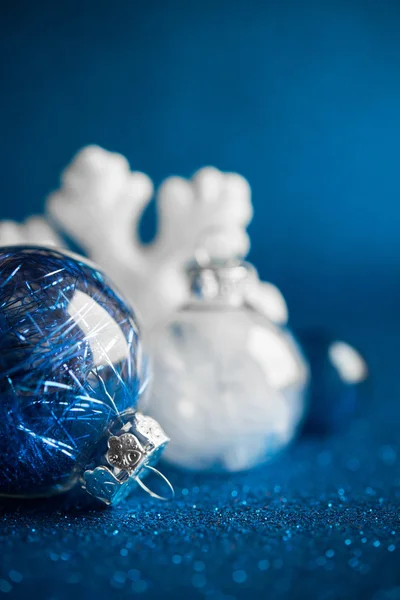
[0, 246, 169, 504]
[144, 259, 309, 472]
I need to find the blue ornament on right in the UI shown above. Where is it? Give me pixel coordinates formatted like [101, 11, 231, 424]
[296, 328, 369, 434]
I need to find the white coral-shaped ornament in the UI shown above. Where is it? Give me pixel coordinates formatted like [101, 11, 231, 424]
[46, 146, 259, 328]
[0, 144, 288, 329]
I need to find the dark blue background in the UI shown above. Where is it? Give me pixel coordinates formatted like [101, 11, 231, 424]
[1, 0, 400, 326]
[1, 2, 400, 599]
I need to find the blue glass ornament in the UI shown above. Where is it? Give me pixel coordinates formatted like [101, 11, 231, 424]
[296, 328, 369, 434]
[0, 246, 164, 502]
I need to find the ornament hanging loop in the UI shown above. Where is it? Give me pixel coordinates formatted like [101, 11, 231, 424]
[135, 465, 175, 501]
[82, 412, 172, 506]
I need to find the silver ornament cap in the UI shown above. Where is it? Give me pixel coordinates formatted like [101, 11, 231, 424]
[187, 259, 257, 307]
[81, 412, 173, 505]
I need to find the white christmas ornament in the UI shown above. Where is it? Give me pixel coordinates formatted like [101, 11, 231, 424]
[143, 259, 309, 472]
[0, 145, 288, 330]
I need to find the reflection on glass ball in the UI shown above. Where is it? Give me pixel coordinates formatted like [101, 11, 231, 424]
[296, 328, 369, 434]
[145, 305, 309, 472]
[0, 246, 145, 498]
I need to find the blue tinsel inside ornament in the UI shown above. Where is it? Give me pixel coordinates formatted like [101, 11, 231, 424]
[296, 328, 369, 435]
[0, 246, 146, 498]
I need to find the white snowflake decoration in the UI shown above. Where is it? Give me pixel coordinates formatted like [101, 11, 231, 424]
[0, 145, 288, 329]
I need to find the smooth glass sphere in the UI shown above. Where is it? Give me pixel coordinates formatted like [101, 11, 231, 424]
[0, 246, 145, 498]
[145, 303, 309, 472]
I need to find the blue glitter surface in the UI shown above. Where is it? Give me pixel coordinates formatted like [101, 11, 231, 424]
[0, 322, 399, 599]
[0, 246, 145, 498]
